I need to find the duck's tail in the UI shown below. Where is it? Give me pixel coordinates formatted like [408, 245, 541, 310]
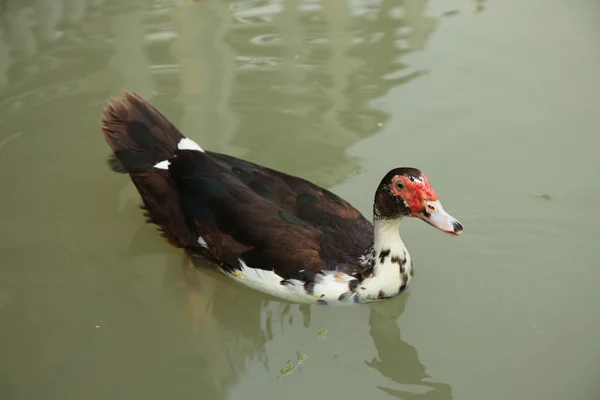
[100, 92, 197, 249]
[101, 92, 187, 174]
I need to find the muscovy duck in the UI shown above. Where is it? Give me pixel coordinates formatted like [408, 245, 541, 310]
[101, 92, 463, 305]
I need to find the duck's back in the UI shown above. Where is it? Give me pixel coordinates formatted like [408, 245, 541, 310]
[171, 150, 373, 275]
[102, 92, 374, 290]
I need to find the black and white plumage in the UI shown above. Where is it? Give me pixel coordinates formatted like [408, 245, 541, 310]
[101, 92, 463, 305]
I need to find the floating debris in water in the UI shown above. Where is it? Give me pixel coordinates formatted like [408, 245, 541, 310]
[95, 326, 100, 329]
[317, 325, 328, 340]
[442, 10, 460, 17]
[473, 0, 486, 13]
[376, 122, 383, 127]
[279, 360, 293, 378]
[278, 354, 308, 378]
[535, 193, 552, 201]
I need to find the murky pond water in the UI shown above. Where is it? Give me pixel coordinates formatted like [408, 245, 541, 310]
[1, 0, 599, 399]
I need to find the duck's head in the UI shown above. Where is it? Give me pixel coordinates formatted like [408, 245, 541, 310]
[374, 167, 463, 236]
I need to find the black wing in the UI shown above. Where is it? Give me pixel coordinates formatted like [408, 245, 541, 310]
[168, 149, 373, 282]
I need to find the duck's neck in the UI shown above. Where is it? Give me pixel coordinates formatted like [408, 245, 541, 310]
[358, 217, 412, 297]
[370, 217, 409, 272]
[373, 217, 406, 255]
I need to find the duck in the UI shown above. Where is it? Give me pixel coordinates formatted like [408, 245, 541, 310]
[101, 92, 463, 306]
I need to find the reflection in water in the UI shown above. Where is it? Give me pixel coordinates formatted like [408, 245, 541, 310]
[0, 0, 117, 131]
[138, 0, 439, 187]
[0, 0, 453, 399]
[472, 0, 486, 14]
[220, 0, 437, 187]
[141, 227, 452, 400]
[130, 222, 314, 400]
[368, 297, 453, 399]
[162, 254, 270, 400]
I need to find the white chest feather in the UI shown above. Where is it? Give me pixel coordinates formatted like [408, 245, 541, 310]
[359, 218, 414, 299]
[359, 247, 413, 299]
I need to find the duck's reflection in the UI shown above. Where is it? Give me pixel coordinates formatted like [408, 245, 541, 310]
[368, 297, 454, 399]
[158, 252, 267, 400]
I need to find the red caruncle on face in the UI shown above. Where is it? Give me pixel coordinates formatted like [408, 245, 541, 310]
[390, 173, 438, 213]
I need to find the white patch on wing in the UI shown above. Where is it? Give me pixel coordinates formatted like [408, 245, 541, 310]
[154, 160, 170, 170]
[177, 137, 204, 152]
[220, 259, 361, 305]
[197, 236, 208, 248]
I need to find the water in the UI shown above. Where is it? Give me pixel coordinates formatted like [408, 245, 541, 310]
[1, 0, 599, 399]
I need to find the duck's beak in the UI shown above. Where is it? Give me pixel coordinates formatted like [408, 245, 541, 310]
[416, 200, 463, 236]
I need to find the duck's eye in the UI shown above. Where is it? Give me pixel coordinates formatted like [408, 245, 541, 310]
[395, 181, 405, 191]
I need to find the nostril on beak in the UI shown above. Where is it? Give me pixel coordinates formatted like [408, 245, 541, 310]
[452, 220, 463, 233]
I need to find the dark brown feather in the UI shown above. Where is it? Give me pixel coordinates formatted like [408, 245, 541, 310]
[101, 92, 184, 173]
[107, 154, 127, 173]
[101, 92, 374, 281]
[167, 149, 373, 280]
[101, 92, 196, 249]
